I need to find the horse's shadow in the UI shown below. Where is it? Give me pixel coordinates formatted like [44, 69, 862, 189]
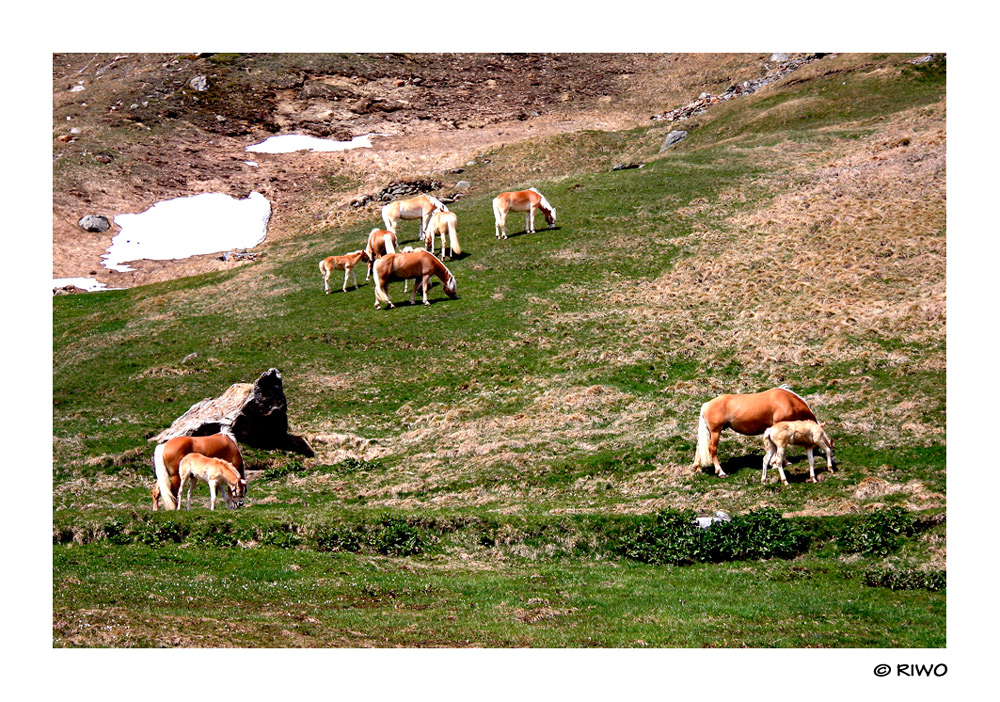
[501, 225, 562, 239]
[701, 453, 834, 483]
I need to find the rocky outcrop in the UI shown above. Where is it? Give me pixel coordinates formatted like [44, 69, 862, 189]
[150, 368, 313, 456]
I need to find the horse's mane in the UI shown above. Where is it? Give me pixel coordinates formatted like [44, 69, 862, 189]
[530, 188, 554, 212]
[428, 196, 449, 212]
[777, 384, 807, 403]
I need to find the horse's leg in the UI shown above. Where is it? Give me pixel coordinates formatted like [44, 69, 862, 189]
[323, 266, 330, 294]
[176, 476, 186, 510]
[761, 438, 775, 483]
[409, 277, 418, 305]
[342, 267, 350, 293]
[773, 447, 788, 485]
[708, 430, 727, 478]
[806, 447, 817, 483]
[351, 267, 359, 290]
[422, 274, 431, 306]
[209, 481, 217, 510]
[526, 208, 533, 234]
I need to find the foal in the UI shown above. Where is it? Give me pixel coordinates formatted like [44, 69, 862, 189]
[176, 453, 248, 510]
[424, 209, 462, 258]
[319, 249, 372, 293]
[761, 420, 835, 485]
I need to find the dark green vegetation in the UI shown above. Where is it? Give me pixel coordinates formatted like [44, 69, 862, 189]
[53, 54, 946, 647]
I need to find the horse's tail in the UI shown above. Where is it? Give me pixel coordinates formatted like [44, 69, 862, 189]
[694, 402, 713, 468]
[153, 443, 176, 511]
[319, 259, 327, 275]
[448, 216, 461, 255]
[492, 196, 503, 222]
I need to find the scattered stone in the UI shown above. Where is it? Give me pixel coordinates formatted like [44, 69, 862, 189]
[78, 215, 111, 233]
[659, 131, 688, 152]
[220, 250, 260, 262]
[907, 54, 941, 65]
[612, 162, 644, 171]
[770, 53, 789, 62]
[652, 53, 830, 123]
[189, 75, 209, 91]
[150, 368, 314, 456]
[455, 180, 471, 189]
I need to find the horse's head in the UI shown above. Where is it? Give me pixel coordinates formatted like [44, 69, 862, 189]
[444, 274, 458, 299]
[228, 478, 248, 509]
[361, 249, 373, 264]
[543, 206, 556, 227]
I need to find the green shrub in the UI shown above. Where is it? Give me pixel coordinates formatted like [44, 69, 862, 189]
[313, 523, 364, 553]
[864, 565, 945, 591]
[135, 520, 186, 546]
[336, 457, 386, 473]
[370, 515, 432, 557]
[187, 523, 239, 547]
[258, 523, 304, 548]
[261, 458, 308, 481]
[612, 508, 808, 565]
[837, 506, 915, 557]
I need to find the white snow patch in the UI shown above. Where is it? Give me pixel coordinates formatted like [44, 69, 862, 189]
[246, 133, 373, 154]
[102, 191, 271, 272]
[53, 278, 120, 292]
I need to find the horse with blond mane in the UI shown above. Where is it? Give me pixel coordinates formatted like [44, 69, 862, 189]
[424, 209, 462, 259]
[693, 386, 818, 478]
[492, 187, 556, 239]
[176, 453, 247, 510]
[364, 228, 398, 282]
[373, 250, 457, 309]
[152, 432, 245, 510]
[319, 249, 372, 293]
[382, 194, 449, 239]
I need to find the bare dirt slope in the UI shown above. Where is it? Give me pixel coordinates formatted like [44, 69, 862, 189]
[53, 53, 775, 289]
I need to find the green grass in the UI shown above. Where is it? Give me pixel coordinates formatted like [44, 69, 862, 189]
[52, 53, 946, 647]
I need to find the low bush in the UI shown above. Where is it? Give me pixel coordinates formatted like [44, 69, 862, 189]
[837, 506, 915, 557]
[611, 508, 808, 565]
[864, 565, 945, 591]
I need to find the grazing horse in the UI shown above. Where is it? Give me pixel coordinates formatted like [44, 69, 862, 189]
[152, 433, 245, 510]
[492, 187, 556, 239]
[424, 209, 462, 259]
[176, 453, 248, 510]
[319, 249, 372, 294]
[373, 250, 457, 309]
[762, 420, 835, 485]
[693, 386, 818, 478]
[364, 228, 398, 282]
[381, 194, 449, 239]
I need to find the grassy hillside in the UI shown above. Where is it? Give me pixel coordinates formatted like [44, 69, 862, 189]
[52, 53, 946, 647]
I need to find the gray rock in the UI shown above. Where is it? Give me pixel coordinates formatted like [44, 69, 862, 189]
[150, 368, 313, 455]
[189, 75, 209, 91]
[659, 130, 688, 152]
[78, 215, 111, 233]
[455, 180, 471, 189]
[770, 53, 789, 62]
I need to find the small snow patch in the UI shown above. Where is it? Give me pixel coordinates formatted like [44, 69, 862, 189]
[246, 134, 373, 154]
[102, 191, 271, 272]
[53, 278, 119, 292]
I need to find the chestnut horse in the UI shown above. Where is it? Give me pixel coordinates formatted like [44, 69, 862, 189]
[492, 187, 556, 239]
[373, 250, 457, 309]
[177, 453, 248, 510]
[381, 194, 449, 239]
[364, 228, 397, 282]
[152, 433, 245, 510]
[762, 420, 835, 485]
[424, 209, 462, 259]
[319, 249, 372, 293]
[693, 386, 818, 478]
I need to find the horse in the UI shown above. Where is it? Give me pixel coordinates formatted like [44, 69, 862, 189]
[492, 187, 556, 239]
[373, 250, 457, 309]
[424, 209, 462, 259]
[381, 194, 449, 239]
[152, 432, 245, 510]
[761, 420, 835, 485]
[176, 453, 248, 510]
[319, 249, 372, 294]
[364, 228, 398, 282]
[693, 386, 818, 478]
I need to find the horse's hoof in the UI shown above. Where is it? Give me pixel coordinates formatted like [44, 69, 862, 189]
[807, 478, 817, 484]
[424, 301, 430, 306]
